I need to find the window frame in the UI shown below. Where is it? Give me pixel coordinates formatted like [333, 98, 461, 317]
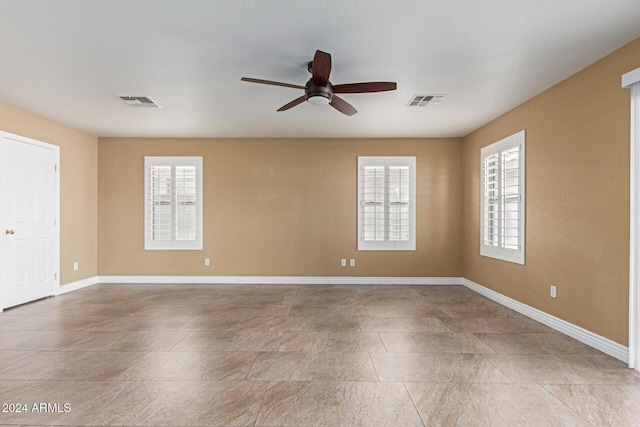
[144, 156, 203, 250]
[357, 156, 416, 251]
[480, 130, 526, 264]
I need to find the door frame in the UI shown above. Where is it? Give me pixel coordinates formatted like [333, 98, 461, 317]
[624, 67, 640, 370]
[0, 130, 60, 311]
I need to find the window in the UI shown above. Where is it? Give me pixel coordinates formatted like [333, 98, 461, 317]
[358, 156, 416, 250]
[480, 130, 525, 264]
[144, 156, 203, 250]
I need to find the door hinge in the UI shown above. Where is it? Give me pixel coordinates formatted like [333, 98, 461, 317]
[54, 273, 57, 280]
[54, 164, 57, 172]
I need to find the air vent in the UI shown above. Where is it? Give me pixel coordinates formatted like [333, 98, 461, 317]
[407, 94, 446, 107]
[118, 96, 161, 108]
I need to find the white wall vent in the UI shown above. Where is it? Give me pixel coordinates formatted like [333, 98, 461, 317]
[407, 94, 446, 107]
[118, 96, 161, 108]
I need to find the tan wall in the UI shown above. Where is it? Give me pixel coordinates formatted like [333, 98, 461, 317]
[0, 102, 98, 286]
[462, 38, 640, 345]
[98, 137, 462, 277]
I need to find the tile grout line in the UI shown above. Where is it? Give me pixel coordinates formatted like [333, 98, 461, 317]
[165, 331, 193, 352]
[368, 352, 381, 382]
[536, 383, 598, 426]
[377, 332, 389, 352]
[402, 381, 426, 427]
[251, 380, 271, 427]
[477, 352, 515, 384]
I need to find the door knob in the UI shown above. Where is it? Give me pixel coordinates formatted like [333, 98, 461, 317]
[5, 229, 14, 235]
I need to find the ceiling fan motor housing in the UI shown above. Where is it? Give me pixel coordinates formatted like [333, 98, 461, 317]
[305, 79, 333, 105]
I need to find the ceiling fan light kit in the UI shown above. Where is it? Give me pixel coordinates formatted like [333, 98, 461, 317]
[241, 50, 397, 116]
[307, 95, 330, 106]
[305, 80, 333, 105]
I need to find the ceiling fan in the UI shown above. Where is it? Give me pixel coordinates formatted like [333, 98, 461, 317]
[241, 50, 397, 116]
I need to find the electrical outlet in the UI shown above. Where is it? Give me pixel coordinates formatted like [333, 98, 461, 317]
[350, 259, 355, 267]
[550, 285, 557, 299]
[341, 259, 347, 267]
[204, 258, 210, 266]
[73, 261, 79, 271]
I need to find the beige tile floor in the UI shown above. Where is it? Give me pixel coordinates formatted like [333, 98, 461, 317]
[0, 284, 639, 426]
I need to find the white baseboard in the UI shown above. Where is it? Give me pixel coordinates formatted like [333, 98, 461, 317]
[57, 276, 99, 295]
[462, 278, 629, 363]
[98, 275, 463, 286]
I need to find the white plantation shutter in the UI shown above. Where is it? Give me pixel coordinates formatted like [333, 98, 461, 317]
[358, 157, 416, 251]
[480, 131, 525, 264]
[175, 165, 198, 241]
[502, 147, 521, 250]
[145, 157, 202, 250]
[362, 165, 385, 242]
[388, 165, 411, 242]
[149, 165, 172, 241]
[483, 153, 500, 248]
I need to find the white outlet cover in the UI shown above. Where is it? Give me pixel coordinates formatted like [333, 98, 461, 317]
[341, 259, 347, 267]
[350, 259, 355, 267]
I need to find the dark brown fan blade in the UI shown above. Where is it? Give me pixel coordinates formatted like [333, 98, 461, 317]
[329, 95, 357, 116]
[241, 77, 305, 90]
[333, 82, 397, 93]
[312, 50, 332, 87]
[277, 95, 307, 111]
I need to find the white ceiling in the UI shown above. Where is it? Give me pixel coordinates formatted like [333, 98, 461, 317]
[0, 0, 639, 138]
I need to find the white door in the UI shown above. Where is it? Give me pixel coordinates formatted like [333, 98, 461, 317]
[0, 133, 58, 310]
